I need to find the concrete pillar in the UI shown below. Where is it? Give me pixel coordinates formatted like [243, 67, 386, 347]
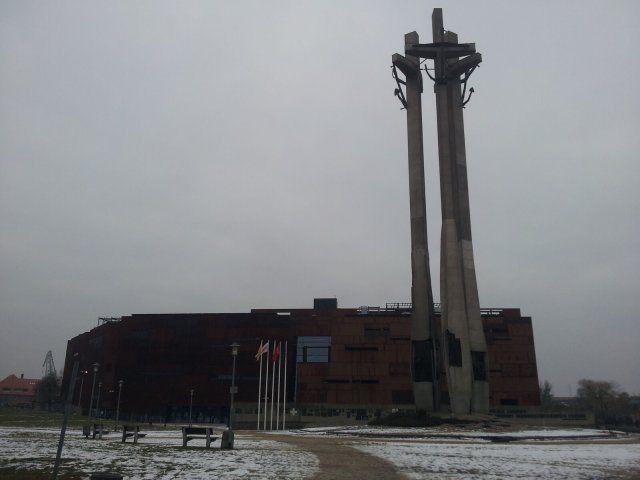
[431, 8, 489, 414]
[392, 32, 438, 412]
[433, 35, 473, 413]
[451, 77, 490, 414]
[392, 8, 487, 415]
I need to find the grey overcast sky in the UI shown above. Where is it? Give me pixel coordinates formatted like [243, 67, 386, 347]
[1, 1, 638, 396]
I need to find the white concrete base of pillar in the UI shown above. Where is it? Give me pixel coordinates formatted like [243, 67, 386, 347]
[413, 381, 434, 412]
[472, 381, 490, 414]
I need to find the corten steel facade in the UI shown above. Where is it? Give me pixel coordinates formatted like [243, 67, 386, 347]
[62, 300, 540, 420]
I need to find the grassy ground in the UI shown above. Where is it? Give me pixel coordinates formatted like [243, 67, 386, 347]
[0, 406, 89, 428]
[0, 407, 121, 479]
[0, 464, 84, 480]
[0, 406, 172, 430]
[0, 407, 76, 428]
[0, 408, 91, 478]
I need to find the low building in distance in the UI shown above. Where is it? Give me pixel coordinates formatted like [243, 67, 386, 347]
[0, 374, 40, 408]
[62, 298, 540, 424]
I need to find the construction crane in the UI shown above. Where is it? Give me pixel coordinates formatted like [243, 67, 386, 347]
[42, 350, 57, 378]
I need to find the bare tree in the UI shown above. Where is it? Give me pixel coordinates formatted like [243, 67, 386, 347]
[540, 380, 554, 408]
[576, 379, 632, 424]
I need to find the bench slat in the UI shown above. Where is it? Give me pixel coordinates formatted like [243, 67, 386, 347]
[181, 426, 217, 448]
[121, 425, 143, 444]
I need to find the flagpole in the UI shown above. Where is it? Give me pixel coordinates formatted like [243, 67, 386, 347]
[256, 341, 263, 430]
[270, 345, 276, 430]
[282, 341, 288, 430]
[263, 340, 270, 431]
[276, 341, 282, 430]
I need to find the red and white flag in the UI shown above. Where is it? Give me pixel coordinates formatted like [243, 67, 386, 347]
[256, 340, 270, 430]
[282, 341, 288, 430]
[263, 340, 270, 430]
[272, 342, 281, 363]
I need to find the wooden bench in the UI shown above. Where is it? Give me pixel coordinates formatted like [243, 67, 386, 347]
[82, 424, 110, 439]
[121, 425, 146, 444]
[181, 426, 217, 448]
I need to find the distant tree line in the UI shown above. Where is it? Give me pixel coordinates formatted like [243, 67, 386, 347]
[540, 378, 638, 426]
[576, 379, 636, 426]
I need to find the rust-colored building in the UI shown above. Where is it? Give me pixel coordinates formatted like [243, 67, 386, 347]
[62, 299, 540, 421]
[0, 374, 40, 407]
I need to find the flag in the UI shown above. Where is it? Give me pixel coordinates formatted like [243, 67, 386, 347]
[257, 340, 268, 430]
[255, 341, 262, 361]
[276, 341, 282, 430]
[263, 340, 270, 430]
[282, 341, 288, 430]
[255, 341, 269, 361]
[270, 342, 277, 429]
[272, 342, 281, 363]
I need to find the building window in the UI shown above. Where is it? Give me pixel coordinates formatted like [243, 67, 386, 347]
[471, 351, 487, 381]
[297, 336, 331, 363]
[412, 340, 434, 382]
[446, 331, 462, 367]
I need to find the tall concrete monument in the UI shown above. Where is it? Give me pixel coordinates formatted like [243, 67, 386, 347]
[392, 32, 438, 413]
[393, 8, 489, 414]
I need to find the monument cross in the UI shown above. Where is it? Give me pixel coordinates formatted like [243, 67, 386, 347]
[392, 8, 489, 415]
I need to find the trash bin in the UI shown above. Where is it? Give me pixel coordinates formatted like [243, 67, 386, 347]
[220, 430, 234, 449]
[90, 473, 123, 480]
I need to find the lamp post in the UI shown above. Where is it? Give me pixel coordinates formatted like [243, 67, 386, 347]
[77, 370, 87, 413]
[115, 380, 124, 431]
[189, 389, 194, 427]
[229, 342, 239, 430]
[88, 363, 99, 418]
[96, 382, 102, 418]
[222, 342, 240, 449]
[94, 381, 103, 439]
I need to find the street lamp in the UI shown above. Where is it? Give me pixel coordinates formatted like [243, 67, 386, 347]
[229, 342, 239, 430]
[115, 380, 124, 431]
[88, 363, 99, 418]
[77, 370, 87, 412]
[189, 389, 194, 427]
[222, 342, 240, 450]
[96, 382, 102, 418]
[94, 381, 103, 439]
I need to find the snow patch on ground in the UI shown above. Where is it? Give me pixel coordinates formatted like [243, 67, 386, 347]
[0, 426, 319, 479]
[2, 425, 639, 479]
[354, 440, 640, 479]
[288, 425, 622, 439]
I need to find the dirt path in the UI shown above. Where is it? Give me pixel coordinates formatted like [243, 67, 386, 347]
[250, 432, 407, 480]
